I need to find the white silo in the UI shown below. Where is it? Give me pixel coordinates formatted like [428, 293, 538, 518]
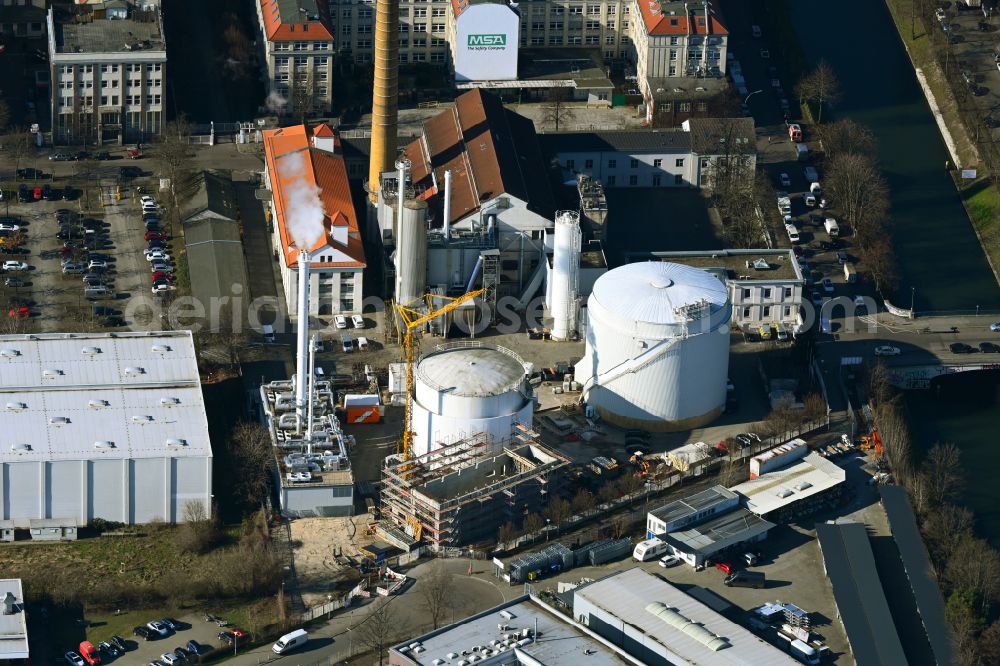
[549, 210, 582, 341]
[577, 262, 731, 431]
[411, 342, 534, 457]
[394, 158, 428, 305]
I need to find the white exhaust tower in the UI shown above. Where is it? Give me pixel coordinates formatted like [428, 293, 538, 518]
[550, 210, 581, 341]
[295, 249, 311, 434]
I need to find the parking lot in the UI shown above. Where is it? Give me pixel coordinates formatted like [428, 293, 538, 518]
[71, 613, 242, 664]
[0, 165, 171, 332]
[934, 2, 1000, 130]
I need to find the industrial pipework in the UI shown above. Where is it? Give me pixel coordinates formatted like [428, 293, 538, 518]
[367, 0, 399, 203]
[295, 249, 311, 434]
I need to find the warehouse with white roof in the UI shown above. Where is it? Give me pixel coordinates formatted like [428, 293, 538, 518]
[0, 331, 212, 526]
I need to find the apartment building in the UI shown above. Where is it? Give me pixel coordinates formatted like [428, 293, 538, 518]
[1, 0, 46, 38]
[329, 0, 633, 68]
[631, 0, 728, 115]
[257, 0, 335, 115]
[47, 2, 166, 145]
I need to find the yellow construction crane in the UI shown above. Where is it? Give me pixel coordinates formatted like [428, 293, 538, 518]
[394, 289, 484, 461]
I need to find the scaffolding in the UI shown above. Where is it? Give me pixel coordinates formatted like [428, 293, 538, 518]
[480, 248, 501, 324]
[380, 427, 569, 549]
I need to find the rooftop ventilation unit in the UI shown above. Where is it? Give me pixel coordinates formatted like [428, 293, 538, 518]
[42, 369, 63, 378]
[0, 348, 20, 358]
[160, 397, 181, 406]
[81, 346, 102, 356]
[165, 438, 188, 447]
[776, 489, 793, 498]
[49, 417, 71, 426]
[10, 443, 31, 452]
[132, 415, 154, 424]
[94, 441, 115, 449]
[124, 367, 146, 376]
[5, 402, 27, 411]
[88, 399, 110, 409]
[151, 344, 171, 353]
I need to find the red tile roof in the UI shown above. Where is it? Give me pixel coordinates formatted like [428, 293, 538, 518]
[402, 89, 555, 227]
[262, 124, 365, 269]
[636, 0, 728, 37]
[259, 0, 334, 42]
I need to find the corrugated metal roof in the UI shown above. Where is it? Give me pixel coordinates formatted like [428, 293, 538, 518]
[0, 332, 211, 463]
[816, 522, 909, 666]
[662, 508, 773, 555]
[730, 453, 846, 517]
[590, 262, 729, 327]
[575, 569, 798, 665]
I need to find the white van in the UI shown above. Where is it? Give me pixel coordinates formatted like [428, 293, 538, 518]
[824, 217, 840, 238]
[633, 538, 668, 562]
[273, 628, 308, 654]
[262, 324, 275, 343]
[784, 223, 800, 243]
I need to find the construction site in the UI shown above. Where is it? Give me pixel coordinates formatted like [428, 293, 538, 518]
[379, 427, 571, 550]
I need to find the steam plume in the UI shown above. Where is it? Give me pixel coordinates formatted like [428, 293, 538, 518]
[277, 151, 326, 251]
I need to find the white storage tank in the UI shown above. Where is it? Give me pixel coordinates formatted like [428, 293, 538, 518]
[412, 342, 534, 457]
[549, 210, 582, 341]
[577, 262, 731, 431]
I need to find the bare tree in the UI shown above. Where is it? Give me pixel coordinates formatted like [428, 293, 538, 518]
[357, 599, 402, 666]
[717, 456, 742, 488]
[857, 233, 899, 295]
[795, 59, 842, 123]
[2, 126, 34, 172]
[226, 422, 275, 509]
[922, 503, 974, 563]
[175, 500, 222, 554]
[522, 512, 544, 535]
[923, 442, 964, 507]
[543, 497, 572, 528]
[706, 123, 762, 248]
[874, 396, 914, 484]
[825, 153, 890, 252]
[0, 100, 10, 131]
[815, 118, 877, 160]
[571, 488, 595, 515]
[290, 69, 318, 122]
[497, 522, 517, 544]
[981, 619, 1000, 665]
[541, 88, 576, 132]
[418, 563, 454, 630]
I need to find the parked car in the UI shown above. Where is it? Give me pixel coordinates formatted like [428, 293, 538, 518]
[658, 554, 680, 567]
[152, 283, 176, 294]
[79, 641, 101, 666]
[0, 223, 20, 233]
[16, 168, 45, 179]
[990, 322, 1000, 332]
[147, 621, 170, 637]
[145, 231, 168, 241]
[352, 314, 365, 328]
[714, 561, 735, 574]
[821, 278, 834, 293]
[94, 151, 112, 160]
[874, 345, 901, 357]
[133, 626, 153, 640]
[185, 640, 201, 654]
[151, 271, 174, 283]
[88, 260, 108, 271]
[778, 172, 791, 188]
[93, 306, 118, 316]
[150, 261, 173, 273]
[64, 652, 86, 666]
[836, 251, 849, 264]
[159, 653, 181, 665]
[335, 315, 348, 329]
[32, 187, 42, 201]
[979, 342, 1000, 353]
[950, 342, 977, 354]
[97, 641, 121, 658]
[8, 305, 29, 318]
[5, 277, 26, 288]
[147, 240, 167, 250]
[17, 185, 31, 202]
[145, 252, 171, 263]
[63, 185, 77, 200]
[3, 261, 29, 272]
[49, 152, 74, 161]
[110, 635, 128, 652]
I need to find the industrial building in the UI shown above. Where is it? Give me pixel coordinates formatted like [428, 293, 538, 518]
[255, 0, 335, 115]
[541, 118, 756, 189]
[815, 522, 908, 666]
[411, 342, 535, 457]
[380, 430, 569, 550]
[376, 89, 556, 307]
[630, 249, 806, 334]
[577, 262, 731, 431]
[47, 1, 167, 145]
[646, 485, 739, 538]
[262, 123, 366, 317]
[0, 331, 212, 526]
[574, 569, 798, 665]
[731, 452, 846, 523]
[0, 579, 28, 665]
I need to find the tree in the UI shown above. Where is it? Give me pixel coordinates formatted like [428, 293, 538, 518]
[2, 126, 33, 172]
[825, 153, 890, 253]
[541, 88, 576, 132]
[522, 512, 544, 535]
[815, 118, 877, 160]
[357, 599, 401, 666]
[290, 69, 318, 123]
[945, 537, 1000, 615]
[794, 60, 841, 123]
[924, 442, 964, 507]
[857, 233, 899, 294]
[175, 500, 222, 554]
[417, 563, 454, 630]
[0, 100, 10, 132]
[571, 488, 595, 515]
[922, 503, 974, 563]
[717, 456, 742, 488]
[980, 619, 1000, 665]
[497, 522, 517, 544]
[874, 397, 914, 484]
[543, 497, 572, 528]
[226, 422, 275, 509]
[597, 482, 618, 504]
[706, 122, 762, 248]
[945, 587, 986, 664]
[616, 474, 643, 503]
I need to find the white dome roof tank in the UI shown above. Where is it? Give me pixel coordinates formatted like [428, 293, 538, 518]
[577, 262, 731, 431]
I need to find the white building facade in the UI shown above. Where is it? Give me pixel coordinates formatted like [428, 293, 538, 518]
[0, 332, 213, 527]
[47, 3, 167, 145]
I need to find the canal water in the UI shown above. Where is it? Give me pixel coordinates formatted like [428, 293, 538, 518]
[786, 1, 1000, 542]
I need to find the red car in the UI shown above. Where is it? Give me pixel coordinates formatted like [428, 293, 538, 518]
[144, 231, 167, 241]
[32, 187, 42, 201]
[714, 561, 735, 575]
[8, 307, 29, 318]
[151, 271, 174, 283]
[78, 641, 101, 666]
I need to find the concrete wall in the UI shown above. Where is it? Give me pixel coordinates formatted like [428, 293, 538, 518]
[0, 457, 211, 527]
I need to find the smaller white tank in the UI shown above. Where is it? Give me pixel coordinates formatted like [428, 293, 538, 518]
[549, 211, 582, 341]
[411, 342, 534, 456]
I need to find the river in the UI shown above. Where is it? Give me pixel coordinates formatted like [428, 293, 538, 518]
[785, 0, 1000, 542]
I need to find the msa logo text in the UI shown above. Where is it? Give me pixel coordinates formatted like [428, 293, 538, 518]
[467, 34, 507, 46]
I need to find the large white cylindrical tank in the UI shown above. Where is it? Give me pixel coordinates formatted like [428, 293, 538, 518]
[395, 199, 428, 305]
[411, 342, 534, 457]
[550, 210, 581, 341]
[577, 262, 731, 431]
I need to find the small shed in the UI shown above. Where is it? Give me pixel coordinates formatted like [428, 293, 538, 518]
[28, 518, 78, 541]
[0, 520, 13, 542]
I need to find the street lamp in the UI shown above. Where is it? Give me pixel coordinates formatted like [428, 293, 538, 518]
[545, 518, 551, 541]
[910, 287, 916, 315]
[744, 89, 764, 106]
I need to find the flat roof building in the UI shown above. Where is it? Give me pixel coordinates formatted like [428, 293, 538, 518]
[0, 331, 212, 526]
[0, 579, 28, 664]
[815, 521, 908, 666]
[574, 568, 799, 665]
[647, 485, 739, 537]
[661, 508, 774, 567]
[730, 453, 846, 523]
